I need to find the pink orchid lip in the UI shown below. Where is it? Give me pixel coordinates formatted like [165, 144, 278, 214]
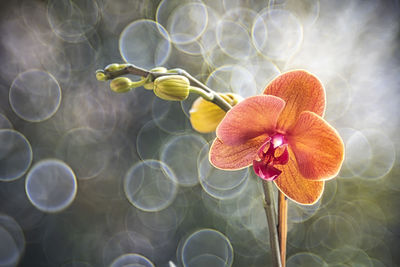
[253, 133, 289, 181]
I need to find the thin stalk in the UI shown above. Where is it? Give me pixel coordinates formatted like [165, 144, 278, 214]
[100, 64, 232, 111]
[262, 180, 282, 267]
[278, 192, 288, 267]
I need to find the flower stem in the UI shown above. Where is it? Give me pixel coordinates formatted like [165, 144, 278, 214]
[278, 192, 287, 267]
[189, 86, 214, 101]
[262, 180, 282, 267]
[98, 64, 232, 111]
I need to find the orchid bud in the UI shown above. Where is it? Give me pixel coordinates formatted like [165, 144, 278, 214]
[105, 63, 128, 72]
[153, 75, 190, 101]
[110, 77, 132, 93]
[96, 71, 107, 81]
[189, 93, 243, 133]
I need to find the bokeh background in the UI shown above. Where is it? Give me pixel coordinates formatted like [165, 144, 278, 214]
[0, 0, 399, 266]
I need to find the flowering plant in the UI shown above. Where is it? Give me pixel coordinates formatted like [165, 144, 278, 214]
[96, 65, 344, 267]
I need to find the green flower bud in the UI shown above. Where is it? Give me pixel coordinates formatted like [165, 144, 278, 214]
[96, 71, 107, 81]
[150, 67, 168, 73]
[110, 77, 132, 93]
[153, 75, 190, 101]
[105, 63, 128, 72]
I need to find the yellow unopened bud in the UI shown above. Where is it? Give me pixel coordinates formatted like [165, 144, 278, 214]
[153, 75, 190, 101]
[105, 63, 128, 72]
[110, 77, 132, 93]
[96, 71, 107, 81]
[189, 93, 243, 133]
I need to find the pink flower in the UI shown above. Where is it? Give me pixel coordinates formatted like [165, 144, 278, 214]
[209, 70, 345, 204]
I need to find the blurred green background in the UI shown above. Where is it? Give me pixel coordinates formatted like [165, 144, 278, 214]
[0, 0, 399, 266]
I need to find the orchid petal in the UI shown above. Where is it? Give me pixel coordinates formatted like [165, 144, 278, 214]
[209, 135, 268, 170]
[288, 111, 345, 181]
[263, 70, 325, 131]
[274, 148, 324, 204]
[216, 95, 285, 145]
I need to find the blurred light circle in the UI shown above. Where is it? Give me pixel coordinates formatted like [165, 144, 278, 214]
[325, 246, 373, 266]
[110, 253, 154, 267]
[242, 57, 280, 92]
[152, 97, 192, 134]
[287, 221, 307, 249]
[198, 144, 249, 199]
[0, 214, 25, 266]
[0, 129, 32, 181]
[287, 252, 328, 267]
[103, 231, 154, 266]
[196, 6, 220, 54]
[252, 9, 303, 60]
[161, 134, 207, 187]
[206, 65, 257, 97]
[56, 128, 110, 180]
[307, 214, 359, 250]
[47, 0, 100, 43]
[357, 129, 395, 180]
[124, 160, 178, 212]
[9, 70, 61, 122]
[174, 39, 205, 56]
[0, 113, 12, 129]
[181, 229, 233, 267]
[336, 128, 358, 178]
[0, 226, 19, 266]
[119, 19, 171, 69]
[186, 254, 228, 267]
[322, 73, 352, 122]
[319, 178, 337, 208]
[25, 159, 77, 213]
[156, 0, 207, 43]
[216, 8, 258, 60]
[345, 130, 372, 177]
[216, 20, 254, 60]
[137, 120, 170, 161]
[167, 2, 208, 44]
[276, 0, 320, 26]
[132, 205, 180, 233]
[288, 198, 321, 223]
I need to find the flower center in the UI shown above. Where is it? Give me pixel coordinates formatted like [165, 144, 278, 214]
[253, 133, 289, 181]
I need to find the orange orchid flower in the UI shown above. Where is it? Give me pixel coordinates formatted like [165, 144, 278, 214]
[209, 70, 345, 204]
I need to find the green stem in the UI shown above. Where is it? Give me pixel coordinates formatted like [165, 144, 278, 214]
[98, 64, 232, 111]
[189, 86, 214, 101]
[262, 180, 282, 267]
